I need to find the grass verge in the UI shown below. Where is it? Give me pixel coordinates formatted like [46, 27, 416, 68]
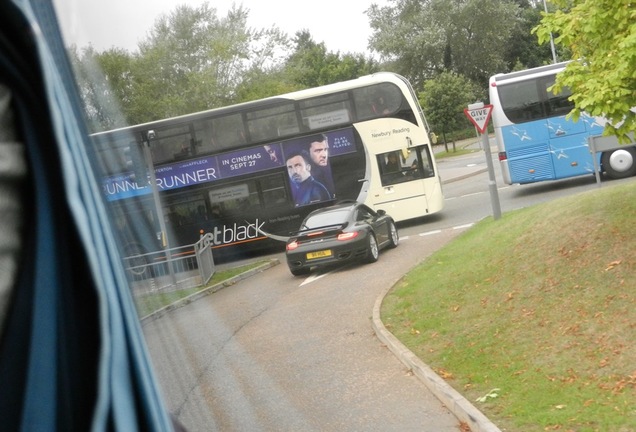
[434, 147, 479, 159]
[382, 181, 636, 431]
[135, 261, 268, 317]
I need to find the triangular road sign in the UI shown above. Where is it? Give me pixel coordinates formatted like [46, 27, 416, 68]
[464, 104, 493, 134]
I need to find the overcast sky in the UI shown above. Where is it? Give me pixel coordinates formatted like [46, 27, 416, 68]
[53, 0, 389, 55]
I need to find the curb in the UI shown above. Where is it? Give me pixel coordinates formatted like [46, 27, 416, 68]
[140, 258, 280, 324]
[371, 283, 502, 432]
[442, 167, 488, 185]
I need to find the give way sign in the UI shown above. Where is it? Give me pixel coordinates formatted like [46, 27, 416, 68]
[464, 103, 493, 134]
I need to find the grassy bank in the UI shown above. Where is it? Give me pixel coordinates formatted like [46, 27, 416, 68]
[382, 181, 636, 431]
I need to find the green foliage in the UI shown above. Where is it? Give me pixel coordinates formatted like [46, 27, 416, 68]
[233, 68, 301, 102]
[284, 31, 379, 88]
[368, 0, 520, 88]
[69, 46, 132, 131]
[419, 72, 480, 141]
[129, 3, 285, 123]
[504, 2, 557, 69]
[70, 2, 292, 130]
[534, 0, 636, 141]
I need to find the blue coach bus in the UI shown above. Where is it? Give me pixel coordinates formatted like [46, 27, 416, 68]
[489, 62, 636, 185]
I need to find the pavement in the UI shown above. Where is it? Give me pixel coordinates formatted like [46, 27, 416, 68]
[186, 138, 502, 432]
[434, 137, 493, 184]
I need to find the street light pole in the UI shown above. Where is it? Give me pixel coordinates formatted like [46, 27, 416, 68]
[542, 0, 558, 64]
[141, 130, 176, 286]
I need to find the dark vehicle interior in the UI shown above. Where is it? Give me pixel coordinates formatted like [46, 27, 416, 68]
[0, 1, 174, 429]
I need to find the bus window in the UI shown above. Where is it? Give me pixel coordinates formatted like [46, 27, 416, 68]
[498, 75, 574, 124]
[542, 76, 574, 117]
[93, 133, 137, 176]
[377, 145, 434, 186]
[163, 195, 208, 226]
[247, 103, 299, 143]
[260, 173, 288, 207]
[353, 82, 403, 121]
[299, 92, 352, 130]
[147, 124, 193, 165]
[198, 113, 246, 153]
[499, 80, 545, 123]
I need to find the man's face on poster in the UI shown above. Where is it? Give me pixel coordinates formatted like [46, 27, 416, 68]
[309, 140, 329, 167]
[286, 154, 311, 184]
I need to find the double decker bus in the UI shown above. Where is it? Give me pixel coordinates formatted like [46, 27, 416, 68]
[489, 62, 636, 185]
[94, 72, 444, 262]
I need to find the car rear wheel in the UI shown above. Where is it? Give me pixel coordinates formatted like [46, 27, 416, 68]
[364, 233, 379, 263]
[290, 266, 311, 277]
[387, 221, 398, 248]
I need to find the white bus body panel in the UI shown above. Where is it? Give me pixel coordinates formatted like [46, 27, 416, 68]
[354, 119, 444, 222]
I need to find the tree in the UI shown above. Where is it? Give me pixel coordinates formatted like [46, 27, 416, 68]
[368, 0, 519, 88]
[504, 0, 556, 70]
[71, 2, 291, 129]
[69, 46, 133, 132]
[533, 0, 636, 141]
[130, 3, 289, 123]
[283, 31, 379, 89]
[419, 72, 480, 146]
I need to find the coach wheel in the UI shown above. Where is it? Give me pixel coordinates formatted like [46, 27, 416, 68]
[602, 147, 636, 179]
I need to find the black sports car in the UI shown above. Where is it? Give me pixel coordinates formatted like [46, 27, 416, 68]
[286, 201, 399, 276]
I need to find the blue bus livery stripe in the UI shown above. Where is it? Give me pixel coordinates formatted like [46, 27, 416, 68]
[103, 128, 357, 201]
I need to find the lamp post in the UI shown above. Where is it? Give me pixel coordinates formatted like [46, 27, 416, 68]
[542, 0, 558, 64]
[141, 130, 176, 286]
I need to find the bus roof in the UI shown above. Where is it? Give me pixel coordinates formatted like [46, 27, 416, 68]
[490, 61, 570, 85]
[92, 72, 409, 139]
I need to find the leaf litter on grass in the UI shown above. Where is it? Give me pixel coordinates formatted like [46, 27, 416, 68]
[382, 182, 636, 431]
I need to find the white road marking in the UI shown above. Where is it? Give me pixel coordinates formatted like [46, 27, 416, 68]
[453, 223, 474, 230]
[419, 230, 442, 237]
[300, 272, 328, 286]
[299, 223, 476, 285]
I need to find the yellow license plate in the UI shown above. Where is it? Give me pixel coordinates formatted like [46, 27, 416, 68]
[306, 250, 332, 259]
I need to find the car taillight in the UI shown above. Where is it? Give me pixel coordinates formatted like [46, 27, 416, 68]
[287, 241, 299, 251]
[337, 232, 359, 241]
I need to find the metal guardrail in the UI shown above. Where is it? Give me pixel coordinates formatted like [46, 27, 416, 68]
[123, 233, 215, 292]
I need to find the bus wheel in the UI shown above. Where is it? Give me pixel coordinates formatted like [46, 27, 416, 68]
[602, 147, 636, 179]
